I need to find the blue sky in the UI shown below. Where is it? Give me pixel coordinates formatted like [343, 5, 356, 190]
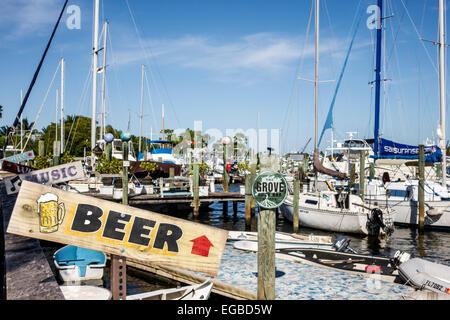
[0, 0, 447, 154]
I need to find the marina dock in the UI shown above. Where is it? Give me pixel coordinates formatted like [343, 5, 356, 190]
[84, 191, 245, 206]
[1, 183, 428, 301]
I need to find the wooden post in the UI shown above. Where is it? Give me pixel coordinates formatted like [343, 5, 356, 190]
[250, 163, 257, 216]
[257, 208, 276, 300]
[349, 163, 355, 187]
[53, 140, 60, 166]
[106, 142, 112, 162]
[122, 141, 129, 206]
[436, 163, 442, 180]
[222, 201, 228, 215]
[359, 150, 365, 200]
[369, 162, 375, 180]
[159, 177, 164, 198]
[38, 140, 45, 157]
[193, 163, 200, 217]
[233, 200, 238, 216]
[0, 188, 6, 300]
[293, 179, 299, 233]
[299, 167, 304, 193]
[169, 167, 174, 178]
[418, 145, 425, 231]
[245, 175, 252, 228]
[223, 143, 229, 192]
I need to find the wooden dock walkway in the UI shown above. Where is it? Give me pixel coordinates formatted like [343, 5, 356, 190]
[84, 191, 245, 205]
[1, 184, 64, 300]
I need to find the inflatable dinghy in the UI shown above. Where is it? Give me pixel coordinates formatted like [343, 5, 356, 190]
[398, 257, 450, 295]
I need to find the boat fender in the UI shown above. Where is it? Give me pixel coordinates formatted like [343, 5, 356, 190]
[426, 208, 443, 217]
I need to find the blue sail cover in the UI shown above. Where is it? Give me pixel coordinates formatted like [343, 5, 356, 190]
[376, 138, 442, 163]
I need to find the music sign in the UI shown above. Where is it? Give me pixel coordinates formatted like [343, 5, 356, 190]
[251, 171, 288, 209]
[4, 161, 85, 195]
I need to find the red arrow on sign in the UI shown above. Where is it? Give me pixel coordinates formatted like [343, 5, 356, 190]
[190, 235, 213, 257]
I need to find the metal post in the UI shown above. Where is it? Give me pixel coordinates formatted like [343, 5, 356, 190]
[439, 0, 447, 188]
[110, 254, 126, 300]
[257, 208, 276, 300]
[418, 145, 425, 231]
[293, 180, 299, 233]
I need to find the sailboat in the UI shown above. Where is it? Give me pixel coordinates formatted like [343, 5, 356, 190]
[363, 0, 450, 230]
[280, 0, 394, 236]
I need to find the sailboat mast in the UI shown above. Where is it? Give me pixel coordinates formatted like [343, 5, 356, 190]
[100, 20, 108, 141]
[139, 64, 145, 154]
[162, 104, 165, 140]
[373, 0, 383, 158]
[439, 0, 447, 186]
[60, 57, 64, 154]
[314, 0, 319, 189]
[314, 0, 319, 151]
[91, 0, 100, 153]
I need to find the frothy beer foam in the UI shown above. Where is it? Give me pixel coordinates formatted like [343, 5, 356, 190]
[38, 193, 58, 204]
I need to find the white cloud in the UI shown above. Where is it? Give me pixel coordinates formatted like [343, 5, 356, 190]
[0, 0, 61, 39]
[110, 31, 363, 85]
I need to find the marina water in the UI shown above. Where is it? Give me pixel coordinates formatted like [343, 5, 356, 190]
[145, 184, 450, 267]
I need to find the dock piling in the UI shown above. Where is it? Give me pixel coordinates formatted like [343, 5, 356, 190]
[245, 175, 252, 228]
[418, 145, 425, 231]
[257, 208, 276, 300]
[38, 140, 45, 157]
[193, 163, 200, 217]
[122, 141, 129, 206]
[359, 150, 365, 200]
[293, 179, 299, 233]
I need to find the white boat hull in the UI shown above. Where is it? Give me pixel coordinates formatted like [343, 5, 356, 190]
[280, 201, 370, 234]
[126, 280, 213, 300]
[367, 199, 450, 230]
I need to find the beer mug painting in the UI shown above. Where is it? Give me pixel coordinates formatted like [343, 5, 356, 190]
[37, 193, 65, 233]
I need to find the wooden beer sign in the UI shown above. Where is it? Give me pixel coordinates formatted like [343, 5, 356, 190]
[7, 181, 228, 276]
[2, 160, 35, 174]
[4, 161, 85, 195]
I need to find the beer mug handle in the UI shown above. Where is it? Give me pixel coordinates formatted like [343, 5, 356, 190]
[57, 202, 65, 224]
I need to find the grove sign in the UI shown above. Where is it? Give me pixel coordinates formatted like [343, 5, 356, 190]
[7, 181, 228, 276]
[251, 171, 288, 209]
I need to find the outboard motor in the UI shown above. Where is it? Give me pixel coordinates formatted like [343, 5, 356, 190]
[393, 250, 411, 267]
[367, 208, 394, 237]
[332, 236, 357, 254]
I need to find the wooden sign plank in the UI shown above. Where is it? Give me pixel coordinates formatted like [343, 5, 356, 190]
[7, 181, 228, 276]
[1, 160, 35, 174]
[0, 150, 35, 167]
[3, 161, 85, 195]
